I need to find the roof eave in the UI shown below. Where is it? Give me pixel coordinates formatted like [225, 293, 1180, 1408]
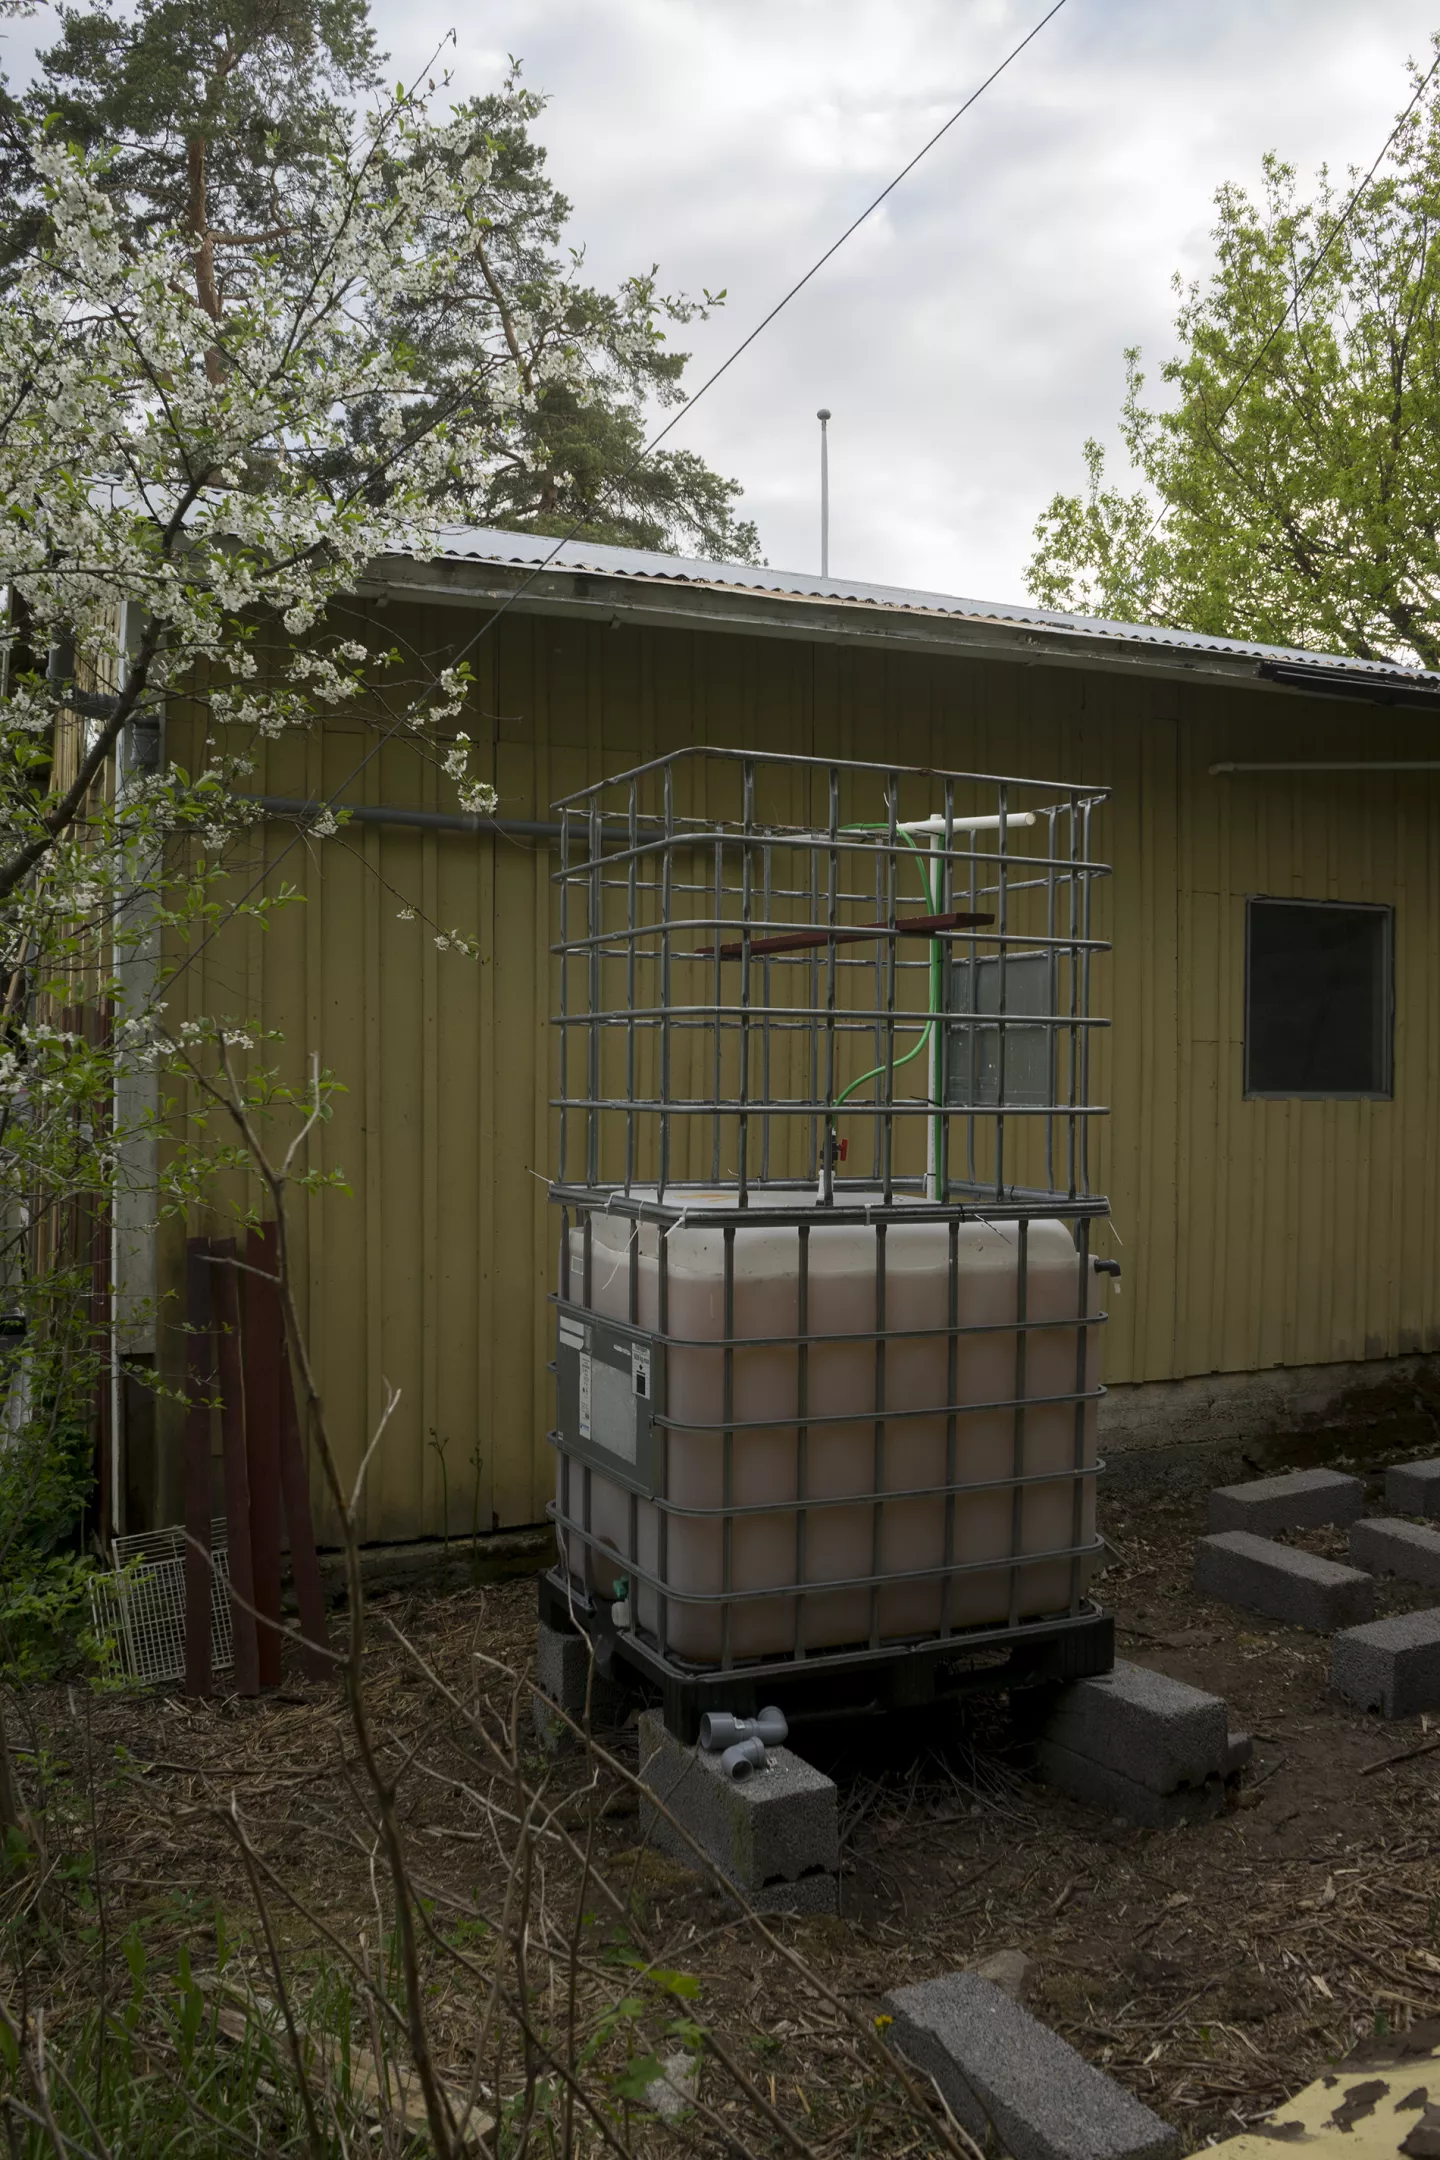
[360, 552, 1438, 707]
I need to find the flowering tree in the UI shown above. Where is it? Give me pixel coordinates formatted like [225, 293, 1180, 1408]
[2, 0, 760, 557]
[0, 68, 661, 1647]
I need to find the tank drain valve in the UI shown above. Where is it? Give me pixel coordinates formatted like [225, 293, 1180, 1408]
[720, 1736, 768, 1779]
[699, 1705, 788, 1752]
[611, 1576, 632, 1631]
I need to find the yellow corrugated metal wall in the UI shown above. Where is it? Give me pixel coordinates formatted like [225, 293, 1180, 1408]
[155, 601, 1440, 1540]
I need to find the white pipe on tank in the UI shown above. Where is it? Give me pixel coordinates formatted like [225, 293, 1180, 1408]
[900, 811, 1037, 833]
[1208, 773, 1440, 781]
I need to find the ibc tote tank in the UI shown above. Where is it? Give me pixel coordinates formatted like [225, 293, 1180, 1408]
[547, 745, 1114, 1707]
[558, 1196, 1106, 1665]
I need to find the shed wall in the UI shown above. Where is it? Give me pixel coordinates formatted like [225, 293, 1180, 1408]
[157, 602, 1440, 1541]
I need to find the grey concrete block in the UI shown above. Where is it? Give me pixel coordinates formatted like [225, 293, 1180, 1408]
[1349, 1516, 1440, 1592]
[1038, 1660, 1229, 1795]
[532, 1621, 625, 1751]
[1195, 1531, 1375, 1633]
[883, 1969, 1180, 2160]
[1035, 1740, 1227, 1829]
[1386, 1458, 1440, 1518]
[1207, 1467, 1364, 1535]
[1332, 1608, 1440, 1719]
[638, 1711, 838, 1909]
[970, 1948, 1034, 2002]
[749, 1871, 839, 1917]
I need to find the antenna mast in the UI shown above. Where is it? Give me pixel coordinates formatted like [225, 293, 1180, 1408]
[817, 408, 831, 577]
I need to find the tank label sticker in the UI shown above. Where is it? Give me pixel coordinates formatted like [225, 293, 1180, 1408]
[558, 1316, 586, 1351]
[578, 1350, 592, 1439]
[631, 1341, 651, 1399]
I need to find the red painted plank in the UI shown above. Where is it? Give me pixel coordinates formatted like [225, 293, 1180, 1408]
[183, 1238, 215, 1699]
[692, 908, 993, 960]
[244, 1225, 284, 1687]
[212, 1240, 259, 1697]
[271, 1260, 331, 1681]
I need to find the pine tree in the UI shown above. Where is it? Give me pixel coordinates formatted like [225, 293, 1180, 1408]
[0, 8, 759, 558]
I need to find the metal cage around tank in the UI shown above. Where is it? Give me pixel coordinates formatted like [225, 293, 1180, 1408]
[544, 747, 1117, 1734]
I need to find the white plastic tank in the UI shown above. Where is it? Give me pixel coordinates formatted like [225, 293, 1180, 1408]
[558, 1194, 1104, 1665]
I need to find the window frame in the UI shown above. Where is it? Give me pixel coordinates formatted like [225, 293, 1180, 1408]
[1242, 895, 1395, 1103]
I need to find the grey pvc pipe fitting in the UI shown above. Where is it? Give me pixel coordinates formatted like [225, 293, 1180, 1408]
[699, 1705, 788, 1752]
[720, 1736, 767, 1779]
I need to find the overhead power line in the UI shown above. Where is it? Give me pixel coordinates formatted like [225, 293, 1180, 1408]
[165, 0, 1072, 987]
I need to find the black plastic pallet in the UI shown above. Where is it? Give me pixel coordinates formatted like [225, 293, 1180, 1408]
[538, 1571, 1114, 1744]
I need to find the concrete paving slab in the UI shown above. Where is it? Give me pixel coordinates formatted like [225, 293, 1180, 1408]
[1385, 1458, 1440, 1518]
[1195, 1531, 1375, 1633]
[883, 1969, 1180, 2160]
[1349, 1517, 1440, 1593]
[1332, 1608, 1440, 1719]
[1208, 1467, 1364, 1536]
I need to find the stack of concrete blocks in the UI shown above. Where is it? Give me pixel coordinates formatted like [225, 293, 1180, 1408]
[1387, 1458, 1440, 1517]
[1030, 1659, 1250, 1828]
[1189, 1460, 1440, 1720]
[883, 1968, 1179, 2160]
[636, 1711, 840, 1914]
[1194, 1469, 1374, 1629]
[1332, 1456, 1440, 1719]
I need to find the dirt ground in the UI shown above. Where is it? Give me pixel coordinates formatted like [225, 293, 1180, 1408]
[10, 1448, 1440, 2153]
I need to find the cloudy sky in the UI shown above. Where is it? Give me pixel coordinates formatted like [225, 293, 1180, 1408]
[8, 0, 1436, 602]
[360, 0, 1436, 603]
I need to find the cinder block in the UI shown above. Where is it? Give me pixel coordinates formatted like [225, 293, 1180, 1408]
[1035, 1741, 1227, 1829]
[638, 1711, 838, 1913]
[1386, 1458, 1440, 1518]
[1037, 1660, 1229, 1795]
[883, 1969, 1180, 2160]
[1207, 1467, 1364, 1535]
[1195, 1531, 1375, 1633]
[1332, 1609, 1440, 1719]
[1349, 1517, 1440, 1592]
[532, 1621, 625, 1751]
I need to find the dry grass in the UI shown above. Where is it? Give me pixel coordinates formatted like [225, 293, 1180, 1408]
[5, 1463, 1440, 2152]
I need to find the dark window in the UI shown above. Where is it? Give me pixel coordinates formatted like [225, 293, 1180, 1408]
[1245, 900, 1392, 1097]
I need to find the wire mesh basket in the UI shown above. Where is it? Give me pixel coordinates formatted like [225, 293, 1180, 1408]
[90, 1518, 234, 1686]
[553, 747, 1111, 1214]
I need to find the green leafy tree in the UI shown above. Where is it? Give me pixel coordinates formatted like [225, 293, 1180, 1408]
[0, 7, 760, 558]
[1027, 47, 1440, 668]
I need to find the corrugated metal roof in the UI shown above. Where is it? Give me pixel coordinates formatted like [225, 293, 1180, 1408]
[424, 524, 1440, 691]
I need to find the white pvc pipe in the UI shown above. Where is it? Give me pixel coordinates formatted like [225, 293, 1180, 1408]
[1208, 773, 1440, 781]
[899, 811, 1038, 833]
